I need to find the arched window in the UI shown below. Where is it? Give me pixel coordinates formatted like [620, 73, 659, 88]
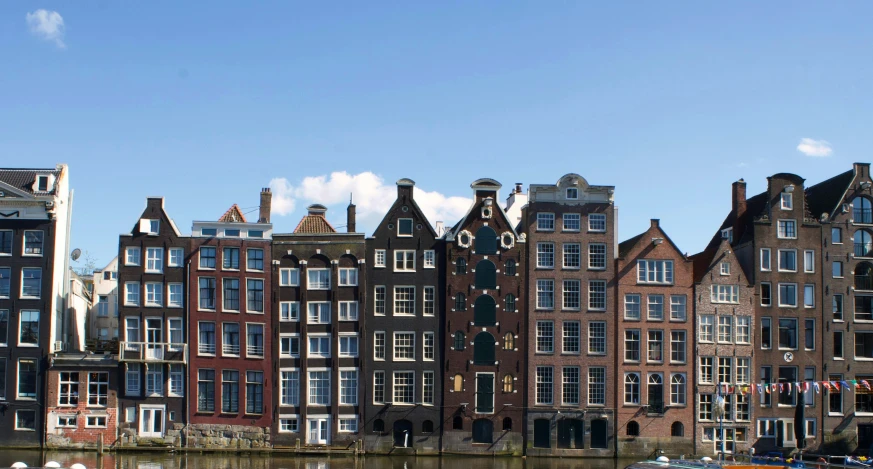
[856, 230, 873, 257]
[453, 373, 464, 392]
[854, 197, 873, 224]
[474, 295, 497, 326]
[474, 332, 496, 365]
[374, 419, 385, 432]
[856, 262, 873, 291]
[452, 416, 463, 430]
[422, 420, 434, 433]
[455, 293, 466, 311]
[453, 332, 465, 351]
[503, 417, 513, 431]
[504, 259, 516, 276]
[456, 258, 467, 275]
[503, 374, 514, 392]
[627, 420, 640, 437]
[475, 260, 497, 289]
[473, 419, 494, 443]
[671, 421, 684, 437]
[503, 332, 514, 350]
[625, 373, 640, 405]
[474, 226, 498, 255]
[648, 374, 664, 412]
[505, 294, 517, 313]
[671, 374, 686, 406]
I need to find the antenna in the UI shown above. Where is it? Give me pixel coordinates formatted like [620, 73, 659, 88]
[71, 248, 82, 261]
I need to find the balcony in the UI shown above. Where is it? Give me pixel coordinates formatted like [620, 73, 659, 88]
[119, 342, 187, 363]
[223, 344, 240, 356]
[247, 344, 264, 358]
[855, 208, 873, 225]
[646, 402, 665, 415]
[857, 243, 873, 258]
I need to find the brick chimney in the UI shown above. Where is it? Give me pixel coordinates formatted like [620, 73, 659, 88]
[732, 179, 746, 235]
[258, 188, 272, 223]
[650, 219, 660, 228]
[347, 196, 356, 233]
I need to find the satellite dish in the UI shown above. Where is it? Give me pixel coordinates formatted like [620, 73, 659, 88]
[71, 248, 82, 261]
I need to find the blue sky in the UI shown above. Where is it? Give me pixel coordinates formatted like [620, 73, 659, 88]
[2, 2, 872, 266]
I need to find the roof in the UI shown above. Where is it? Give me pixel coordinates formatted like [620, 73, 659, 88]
[701, 190, 768, 253]
[0, 167, 62, 195]
[218, 204, 248, 223]
[618, 233, 644, 258]
[617, 220, 688, 261]
[806, 169, 854, 220]
[293, 211, 337, 234]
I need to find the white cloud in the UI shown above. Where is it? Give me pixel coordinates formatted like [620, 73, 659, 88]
[797, 138, 833, 157]
[737, 162, 749, 168]
[26, 9, 66, 48]
[268, 171, 472, 232]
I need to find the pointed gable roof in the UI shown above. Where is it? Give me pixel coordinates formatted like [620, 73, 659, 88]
[293, 204, 337, 234]
[218, 204, 248, 223]
[618, 219, 686, 260]
[806, 168, 855, 220]
[370, 178, 439, 238]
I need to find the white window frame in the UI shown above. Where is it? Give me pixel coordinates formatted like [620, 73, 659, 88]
[393, 286, 416, 316]
[145, 247, 164, 273]
[781, 193, 793, 210]
[338, 268, 358, 286]
[393, 332, 416, 361]
[338, 334, 359, 358]
[374, 249, 386, 268]
[394, 250, 416, 272]
[397, 218, 414, 237]
[307, 302, 331, 324]
[778, 249, 797, 272]
[537, 213, 555, 231]
[126, 247, 141, 266]
[563, 213, 581, 232]
[339, 301, 359, 321]
[778, 283, 798, 308]
[777, 219, 797, 239]
[423, 250, 435, 268]
[761, 248, 771, 271]
[279, 268, 300, 287]
[804, 250, 815, 273]
[307, 334, 331, 358]
[280, 301, 300, 322]
[167, 283, 183, 308]
[588, 213, 607, 232]
[168, 248, 184, 267]
[306, 269, 331, 290]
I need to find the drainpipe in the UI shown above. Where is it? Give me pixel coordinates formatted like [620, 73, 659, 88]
[185, 257, 191, 448]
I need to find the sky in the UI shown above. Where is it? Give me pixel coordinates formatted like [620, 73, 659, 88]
[2, 2, 872, 267]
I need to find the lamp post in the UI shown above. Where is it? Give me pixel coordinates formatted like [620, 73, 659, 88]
[715, 381, 726, 460]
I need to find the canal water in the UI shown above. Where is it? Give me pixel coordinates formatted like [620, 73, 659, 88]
[0, 451, 638, 469]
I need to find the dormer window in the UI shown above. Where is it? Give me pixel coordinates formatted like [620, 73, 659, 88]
[721, 228, 733, 243]
[201, 228, 217, 237]
[225, 229, 240, 237]
[37, 176, 48, 192]
[398, 219, 413, 237]
[781, 193, 793, 210]
[139, 219, 159, 235]
[566, 188, 578, 199]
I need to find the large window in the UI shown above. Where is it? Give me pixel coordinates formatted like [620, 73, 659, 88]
[670, 374, 686, 406]
[198, 369, 215, 412]
[589, 280, 606, 310]
[700, 357, 713, 384]
[394, 332, 415, 360]
[671, 331, 686, 363]
[224, 370, 241, 412]
[711, 285, 739, 304]
[393, 371, 415, 404]
[589, 243, 607, 269]
[625, 294, 641, 320]
[625, 330, 641, 362]
[223, 278, 240, 311]
[58, 372, 79, 406]
[308, 302, 330, 324]
[648, 294, 664, 320]
[778, 249, 797, 272]
[563, 280, 581, 310]
[854, 197, 873, 224]
[779, 318, 797, 349]
[536, 321, 554, 354]
[589, 367, 606, 405]
[18, 358, 37, 399]
[537, 213, 555, 231]
[18, 310, 39, 346]
[199, 278, 216, 310]
[778, 219, 797, 239]
[536, 279, 554, 309]
[563, 243, 581, 269]
[247, 279, 264, 312]
[537, 243, 555, 268]
[246, 371, 264, 414]
[308, 370, 330, 405]
[589, 322, 606, 354]
[88, 372, 109, 406]
[394, 287, 415, 315]
[778, 283, 798, 307]
[339, 370, 358, 405]
[198, 322, 216, 355]
[562, 366, 580, 405]
[647, 330, 663, 362]
[589, 214, 606, 232]
[373, 371, 385, 404]
[199, 247, 216, 269]
[856, 332, 873, 359]
[145, 247, 163, 273]
[394, 250, 415, 272]
[0, 268, 9, 299]
[247, 249, 264, 271]
[624, 373, 640, 405]
[23, 231, 43, 256]
[279, 268, 299, 286]
[637, 260, 673, 284]
[536, 366, 554, 405]
[562, 321, 580, 354]
[671, 295, 687, 321]
[20, 268, 41, 298]
[307, 269, 331, 289]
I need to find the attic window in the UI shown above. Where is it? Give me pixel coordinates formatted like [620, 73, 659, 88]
[720, 262, 730, 276]
[721, 228, 733, 243]
[37, 176, 49, 192]
[566, 188, 578, 199]
[201, 228, 217, 237]
[225, 229, 241, 237]
[398, 219, 413, 237]
[139, 219, 159, 235]
[248, 230, 264, 239]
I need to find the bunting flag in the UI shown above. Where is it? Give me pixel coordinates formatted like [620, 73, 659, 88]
[834, 382, 841, 391]
[814, 382, 821, 394]
[757, 384, 764, 395]
[863, 380, 871, 390]
[795, 382, 802, 392]
[842, 381, 851, 389]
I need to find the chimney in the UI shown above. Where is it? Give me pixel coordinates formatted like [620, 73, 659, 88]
[732, 178, 747, 225]
[435, 221, 444, 237]
[258, 188, 272, 223]
[515, 183, 523, 194]
[650, 219, 660, 228]
[347, 195, 356, 233]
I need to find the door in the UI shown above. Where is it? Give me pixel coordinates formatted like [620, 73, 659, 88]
[475, 374, 494, 413]
[393, 420, 413, 447]
[145, 318, 163, 360]
[591, 419, 608, 449]
[139, 405, 165, 437]
[557, 419, 584, 449]
[859, 425, 873, 454]
[533, 419, 551, 448]
[307, 418, 329, 445]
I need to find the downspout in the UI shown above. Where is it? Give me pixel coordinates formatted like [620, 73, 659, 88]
[185, 257, 191, 448]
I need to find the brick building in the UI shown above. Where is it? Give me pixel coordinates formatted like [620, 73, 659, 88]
[188, 191, 273, 448]
[272, 203, 365, 448]
[524, 174, 616, 456]
[441, 179, 525, 455]
[691, 239, 756, 455]
[616, 219, 695, 456]
[45, 353, 118, 448]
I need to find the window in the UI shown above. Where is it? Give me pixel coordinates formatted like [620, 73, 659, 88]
[671, 422, 684, 437]
[339, 416, 358, 433]
[504, 259, 517, 276]
[536, 366, 554, 405]
[217, 278, 239, 311]
[15, 410, 36, 431]
[718, 357, 733, 384]
[537, 243, 555, 268]
[453, 331, 465, 351]
[246, 249, 264, 271]
[373, 249, 387, 267]
[804, 250, 815, 272]
[589, 243, 606, 269]
[504, 332, 515, 350]
[736, 316, 751, 344]
[278, 301, 299, 322]
[700, 357, 713, 384]
[718, 316, 733, 343]
[246, 371, 264, 414]
[671, 374, 686, 406]
[503, 374, 513, 393]
[506, 294, 517, 312]
[167, 248, 183, 267]
[223, 323, 242, 356]
[17, 358, 37, 399]
[453, 292, 466, 311]
[834, 331, 844, 358]
[589, 322, 606, 354]
[20, 268, 41, 298]
[88, 372, 109, 406]
[246, 324, 265, 357]
[423, 250, 435, 268]
[857, 332, 873, 359]
[589, 213, 606, 232]
[423, 332, 435, 360]
[562, 367, 580, 405]
[394, 332, 415, 360]
[126, 363, 141, 395]
[563, 321, 580, 354]
[340, 370, 358, 405]
[309, 370, 330, 405]
[711, 285, 739, 304]
[22, 231, 43, 256]
[278, 333, 299, 358]
[829, 373, 843, 415]
[536, 279, 554, 309]
[563, 213, 580, 231]
[221, 248, 240, 270]
[803, 284, 815, 308]
[722, 228, 733, 243]
[373, 286, 386, 315]
[829, 226, 843, 244]
[778, 283, 798, 307]
[589, 367, 606, 405]
[0, 268, 9, 299]
[625, 330, 641, 362]
[537, 213, 555, 231]
[145, 247, 163, 273]
[760, 366, 772, 407]
[247, 279, 264, 312]
[648, 330, 664, 362]
[393, 371, 415, 404]
[761, 248, 771, 271]
[855, 197, 873, 223]
[307, 269, 330, 289]
[643, 295, 666, 322]
[671, 331, 686, 363]
[423, 286, 435, 316]
[670, 295, 687, 321]
[637, 260, 673, 284]
[720, 262, 730, 275]
[778, 219, 797, 239]
[778, 249, 797, 272]
[779, 318, 798, 349]
[339, 334, 359, 357]
[762, 317, 772, 349]
[737, 358, 750, 384]
[699, 315, 714, 342]
[338, 268, 358, 286]
[145, 282, 162, 307]
[566, 187, 578, 199]
[589, 280, 606, 310]
[559, 243, 580, 269]
[397, 218, 413, 236]
[198, 369, 216, 412]
[164, 283, 182, 308]
[199, 278, 216, 310]
[279, 268, 299, 286]
[699, 394, 713, 421]
[224, 370, 241, 412]
[834, 261, 844, 278]
[456, 258, 467, 275]
[625, 294, 642, 320]
[18, 310, 39, 346]
[624, 373, 640, 405]
[57, 415, 76, 428]
[58, 372, 79, 406]
[778, 367, 798, 406]
[373, 371, 385, 404]
[562, 280, 581, 310]
[198, 322, 216, 355]
[536, 321, 554, 353]
[307, 302, 330, 324]
[781, 192, 793, 210]
[126, 246, 142, 267]
[0, 231, 11, 255]
[761, 282, 772, 306]
[339, 301, 358, 321]
[394, 286, 415, 315]
[834, 294, 844, 321]
[394, 250, 415, 272]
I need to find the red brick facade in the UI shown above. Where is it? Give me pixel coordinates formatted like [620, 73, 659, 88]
[45, 355, 118, 448]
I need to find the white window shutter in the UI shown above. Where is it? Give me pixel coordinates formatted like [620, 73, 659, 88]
[139, 219, 150, 233]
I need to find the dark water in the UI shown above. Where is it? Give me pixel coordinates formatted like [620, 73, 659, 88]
[0, 451, 636, 469]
